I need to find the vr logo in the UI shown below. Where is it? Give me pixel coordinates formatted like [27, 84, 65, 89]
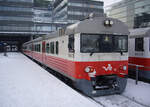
[103, 64, 112, 71]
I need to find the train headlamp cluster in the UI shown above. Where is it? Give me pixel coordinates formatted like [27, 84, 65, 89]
[123, 66, 127, 71]
[104, 20, 114, 27]
[85, 66, 95, 73]
[85, 67, 91, 73]
[120, 65, 127, 71]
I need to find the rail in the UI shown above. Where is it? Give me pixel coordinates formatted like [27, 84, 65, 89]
[128, 63, 150, 85]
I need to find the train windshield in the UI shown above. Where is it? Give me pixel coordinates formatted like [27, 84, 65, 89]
[80, 34, 128, 53]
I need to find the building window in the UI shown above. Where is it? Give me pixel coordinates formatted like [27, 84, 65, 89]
[68, 34, 74, 53]
[50, 42, 54, 54]
[135, 38, 144, 51]
[56, 41, 59, 55]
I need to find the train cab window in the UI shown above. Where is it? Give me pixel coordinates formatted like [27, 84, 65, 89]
[135, 38, 144, 51]
[46, 43, 50, 53]
[50, 42, 54, 54]
[81, 34, 128, 53]
[68, 34, 74, 53]
[56, 41, 59, 54]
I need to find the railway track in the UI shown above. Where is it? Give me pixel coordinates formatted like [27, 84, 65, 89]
[91, 94, 149, 107]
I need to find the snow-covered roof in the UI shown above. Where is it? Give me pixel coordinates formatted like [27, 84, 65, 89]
[129, 27, 150, 38]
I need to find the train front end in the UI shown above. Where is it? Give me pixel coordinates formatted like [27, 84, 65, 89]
[69, 16, 129, 96]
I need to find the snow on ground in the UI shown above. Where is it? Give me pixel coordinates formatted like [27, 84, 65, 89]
[93, 79, 150, 107]
[0, 52, 101, 107]
[123, 79, 150, 107]
[1, 52, 150, 107]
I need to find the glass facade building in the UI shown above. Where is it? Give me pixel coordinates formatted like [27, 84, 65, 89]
[33, 7, 53, 33]
[106, 0, 150, 28]
[53, 0, 104, 25]
[0, 0, 34, 33]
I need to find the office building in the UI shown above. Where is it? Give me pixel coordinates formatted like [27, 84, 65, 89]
[53, 0, 104, 25]
[0, 0, 34, 34]
[106, 0, 150, 28]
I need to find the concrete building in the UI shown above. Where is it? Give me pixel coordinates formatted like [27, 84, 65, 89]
[53, 0, 104, 26]
[106, 0, 150, 29]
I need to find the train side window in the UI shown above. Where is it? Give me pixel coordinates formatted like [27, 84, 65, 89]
[37, 45, 39, 52]
[56, 41, 59, 55]
[35, 45, 36, 52]
[39, 44, 41, 52]
[50, 42, 54, 54]
[149, 38, 150, 51]
[135, 38, 144, 51]
[68, 34, 74, 53]
[38, 44, 40, 52]
[46, 43, 49, 53]
[37, 44, 39, 52]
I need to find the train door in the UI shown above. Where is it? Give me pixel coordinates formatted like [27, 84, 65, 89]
[42, 41, 46, 64]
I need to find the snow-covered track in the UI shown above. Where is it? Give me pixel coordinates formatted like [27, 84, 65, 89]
[92, 94, 149, 107]
[121, 94, 149, 107]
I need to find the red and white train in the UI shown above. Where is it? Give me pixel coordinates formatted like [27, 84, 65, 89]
[129, 27, 150, 80]
[23, 15, 129, 96]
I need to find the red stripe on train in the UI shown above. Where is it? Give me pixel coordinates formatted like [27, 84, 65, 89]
[129, 57, 150, 71]
[24, 51, 128, 80]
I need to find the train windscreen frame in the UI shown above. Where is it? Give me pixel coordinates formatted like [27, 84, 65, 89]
[80, 33, 128, 53]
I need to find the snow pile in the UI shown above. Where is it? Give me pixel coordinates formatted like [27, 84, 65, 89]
[0, 53, 100, 107]
[123, 79, 150, 107]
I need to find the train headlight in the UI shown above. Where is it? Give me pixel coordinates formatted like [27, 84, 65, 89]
[105, 20, 109, 25]
[85, 67, 91, 73]
[123, 66, 127, 71]
[110, 20, 114, 25]
[104, 20, 114, 27]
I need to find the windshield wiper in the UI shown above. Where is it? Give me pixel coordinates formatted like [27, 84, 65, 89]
[90, 48, 96, 56]
[90, 51, 94, 56]
[120, 51, 123, 56]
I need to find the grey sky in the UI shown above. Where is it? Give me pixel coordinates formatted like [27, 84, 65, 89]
[47, 0, 122, 8]
[102, 0, 122, 7]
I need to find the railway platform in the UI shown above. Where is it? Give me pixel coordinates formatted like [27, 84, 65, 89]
[0, 52, 100, 107]
[0, 52, 150, 107]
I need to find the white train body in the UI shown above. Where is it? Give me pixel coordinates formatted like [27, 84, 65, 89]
[129, 27, 150, 79]
[23, 15, 129, 96]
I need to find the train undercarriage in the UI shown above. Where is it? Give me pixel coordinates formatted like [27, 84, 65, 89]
[74, 75, 127, 97]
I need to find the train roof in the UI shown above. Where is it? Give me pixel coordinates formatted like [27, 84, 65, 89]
[45, 15, 129, 40]
[23, 15, 130, 45]
[65, 16, 129, 35]
[23, 37, 43, 45]
[129, 27, 150, 38]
